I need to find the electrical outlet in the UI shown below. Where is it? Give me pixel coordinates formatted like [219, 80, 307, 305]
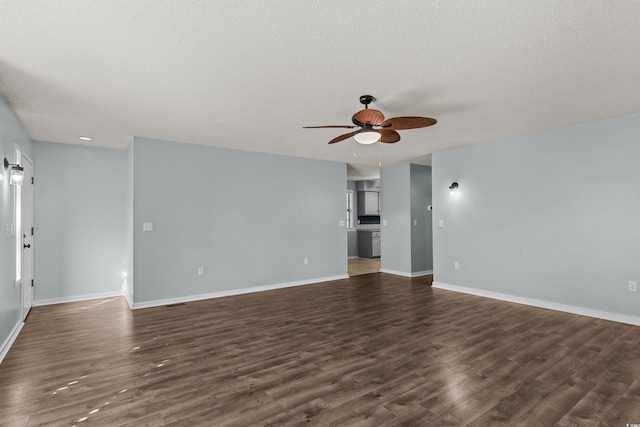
[197, 267, 204, 276]
[438, 219, 444, 228]
[629, 281, 637, 292]
[454, 261, 460, 270]
[304, 257, 309, 265]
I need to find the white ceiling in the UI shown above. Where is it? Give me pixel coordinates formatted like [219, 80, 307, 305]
[1, 1, 639, 179]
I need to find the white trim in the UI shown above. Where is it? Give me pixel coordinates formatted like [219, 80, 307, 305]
[0, 321, 24, 365]
[410, 270, 433, 277]
[432, 282, 640, 327]
[130, 275, 349, 310]
[346, 189, 355, 230]
[33, 290, 124, 307]
[380, 269, 433, 278]
[123, 290, 134, 310]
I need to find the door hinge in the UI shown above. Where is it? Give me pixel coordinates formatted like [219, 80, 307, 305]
[31, 227, 34, 236]
[31, 279, 34, 287]
[31, 176, 34, 185]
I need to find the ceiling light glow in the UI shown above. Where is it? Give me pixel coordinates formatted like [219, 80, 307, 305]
[354, 131, 380, 145]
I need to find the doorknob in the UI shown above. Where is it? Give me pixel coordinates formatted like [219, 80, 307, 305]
[24, 243, 30, 249]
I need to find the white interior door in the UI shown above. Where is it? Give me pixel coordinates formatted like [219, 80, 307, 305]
[21, 154, 34, 320]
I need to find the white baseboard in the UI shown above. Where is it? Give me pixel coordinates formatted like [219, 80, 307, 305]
[33, 290, 124, 307]
[411, 270, 434, 277]
[123, 290, 134, 310]
[380, 269, 433, 278]
[130, 274, 349, 310]
[0, 321, 24, 365]
[432, 282, 640, 327]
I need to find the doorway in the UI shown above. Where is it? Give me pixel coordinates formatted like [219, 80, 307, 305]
[347, 180, 381, 276]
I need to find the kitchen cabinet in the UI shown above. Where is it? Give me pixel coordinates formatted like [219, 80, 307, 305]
[371, 233, 381, 257]
[358, 191, 380, 215]
[358, 230, 381, 259]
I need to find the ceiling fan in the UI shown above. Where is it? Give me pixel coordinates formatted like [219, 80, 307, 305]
[303, 95, 437, 145]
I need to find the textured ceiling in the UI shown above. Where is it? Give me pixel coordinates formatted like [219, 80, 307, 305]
[1, 1, 639, 179]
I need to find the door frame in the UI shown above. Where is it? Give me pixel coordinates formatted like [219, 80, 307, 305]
[18, 149, 34, 321]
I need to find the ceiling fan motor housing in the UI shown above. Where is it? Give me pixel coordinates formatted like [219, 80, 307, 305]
[359, 95, 375, 106]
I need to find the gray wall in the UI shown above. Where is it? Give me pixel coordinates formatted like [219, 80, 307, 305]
[380, 164, 433, 275]
[32, 142, 127, 301]
[125, 140, 134, 303]
[380, 164, 412, 274]
[410, 164, 433, 274]
[0, 94, 32, 357]
[432, 112, 640, 318]
[347, 180, 357, 258]
[131, 137, 347, 304]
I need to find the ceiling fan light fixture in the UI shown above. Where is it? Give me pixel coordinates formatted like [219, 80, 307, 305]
[354, 131, 380, 145]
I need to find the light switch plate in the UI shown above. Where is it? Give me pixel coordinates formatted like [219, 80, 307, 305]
[143, 222, 153, 232]
[382, 220, 388, 226]
[339, 220, 345, 227]
[438, 219, 444, 228]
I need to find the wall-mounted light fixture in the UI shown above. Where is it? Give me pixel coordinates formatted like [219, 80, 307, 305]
[4, 157, 24, 186]
[449, 182, 459, 195]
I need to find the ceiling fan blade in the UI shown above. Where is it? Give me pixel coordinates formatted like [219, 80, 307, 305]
[381, 116, 437, 130]
[328, 132, 356, 144]
[353, 109, 385, 125]
[303, 125, 357, 129]
[379, 129, 401, 143]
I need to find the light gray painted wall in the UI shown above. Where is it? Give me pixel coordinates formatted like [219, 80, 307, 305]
[0, 94, 32, 355]
[125, 140, 134, 302]
[131, 137, 347, 303]
[410, 164, 433, 273]
[32, 142, 127, 301]
[380, 164, 433, 275]
[347, 180, 357, 257]
[380, 164, 412, 273]
[432, 112, 640, 317]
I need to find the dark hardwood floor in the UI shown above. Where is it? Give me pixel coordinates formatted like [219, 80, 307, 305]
[1, 273, 639, 426]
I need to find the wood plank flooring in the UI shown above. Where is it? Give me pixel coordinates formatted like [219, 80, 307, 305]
[347, 258, 380, 276]
[1, 274, 639, 426]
